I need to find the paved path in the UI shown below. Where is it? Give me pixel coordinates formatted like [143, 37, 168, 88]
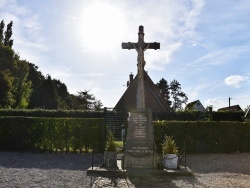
[0, 152, 250, 187]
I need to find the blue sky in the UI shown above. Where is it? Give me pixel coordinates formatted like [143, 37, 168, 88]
[1, 0, 250, 110]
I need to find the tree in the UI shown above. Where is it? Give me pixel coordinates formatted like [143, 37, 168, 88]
[157, 78, 188, 111]
[40, 75, 59, 109]
[73, 90, 103, 110]
[0, 20, 4, 43]
[4, 21, 13, 47]
[76, 90, 95, 110]
[26, 63, 103, 110]
[0, 70, 15, 108]
[27, 63, 45, 109]
[170, 79, 188, 111]
[52, 79, 70, 109]
[0, 43, 32, 108]
[0, 20, 104, 110]
[156, 78, 171, 106]
[12, 59, 32, 108]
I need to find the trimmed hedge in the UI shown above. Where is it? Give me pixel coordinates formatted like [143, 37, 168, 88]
[1, 116, 250, 154]
[0, 109, 104, 118]
[0, 109, 245, 121]
[153, 111, 205, 121]
[0, 117, 105, 152]
[211, 111, 244, 122]
[153, 111, 245, 121]
[154, 121, 250, 154]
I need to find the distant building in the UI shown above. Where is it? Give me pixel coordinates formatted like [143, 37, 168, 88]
[244, 106, 250, 121]
[218, 105, 243, 111]
[185, 100, 206, 111]
[114, 71, 171, 113]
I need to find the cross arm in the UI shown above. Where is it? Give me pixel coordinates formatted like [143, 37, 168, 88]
[146, 42, 160, 50]
[121, 42, 137, 50]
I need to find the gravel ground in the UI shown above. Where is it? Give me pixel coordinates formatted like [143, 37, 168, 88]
[0, 152, 250, 187]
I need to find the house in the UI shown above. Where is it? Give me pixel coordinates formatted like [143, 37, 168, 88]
[218, 105, 243, 111]
[185, 100, 206, 111]
[114, 71, 171, 113]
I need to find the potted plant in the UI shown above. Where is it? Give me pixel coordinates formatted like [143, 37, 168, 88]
[104, 131, 117, 168]
[162, 135, 179, 169]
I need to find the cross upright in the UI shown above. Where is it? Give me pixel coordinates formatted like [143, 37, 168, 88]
[122, 26, 160, 110]
[122, 25, 160, 78]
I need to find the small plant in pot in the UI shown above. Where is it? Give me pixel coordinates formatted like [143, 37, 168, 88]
[104, 131, 117, 168]
[162, 135, 179, 169]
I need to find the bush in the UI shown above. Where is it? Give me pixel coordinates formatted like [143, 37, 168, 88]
[154, 121, 250, 154]
[153, 111, 244, 121]
[0, 109, 104, 118]
[0, 117, 105, 152]
[162, 135, 178, 155]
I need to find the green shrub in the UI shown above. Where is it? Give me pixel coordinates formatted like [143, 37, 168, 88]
[0, 117, 105, 152]
[153, 111, 244, 121]
[0, 109, 104, 118]
[154, 121, 250, 154]
[162, 135, 179, 155]
[106, 131, 116, 151]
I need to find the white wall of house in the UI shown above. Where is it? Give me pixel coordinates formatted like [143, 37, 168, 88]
[193, 101, 205, 111]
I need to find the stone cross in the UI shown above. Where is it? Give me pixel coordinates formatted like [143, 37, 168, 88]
[122, 25, 160, 109]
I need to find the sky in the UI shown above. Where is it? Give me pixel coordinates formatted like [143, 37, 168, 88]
[0, 0, 250, 110]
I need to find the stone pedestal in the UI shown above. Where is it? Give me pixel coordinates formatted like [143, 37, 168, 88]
[124, 109, 157, 169]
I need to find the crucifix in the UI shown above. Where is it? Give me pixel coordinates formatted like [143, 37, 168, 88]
[122, 25, 160, 110]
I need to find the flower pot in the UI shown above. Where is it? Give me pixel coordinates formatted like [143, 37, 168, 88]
[104, 151, 117, 168]
[163, 154, 178, 169]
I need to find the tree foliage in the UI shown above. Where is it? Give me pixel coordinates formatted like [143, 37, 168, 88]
[69, 90, 103, 111]
[4, 21, 13, 47]
[157, 78, 188, 111]
[0, 20, 103, 110]
[170, 79, 188, 111]
[0, 42, 32, 108]
[0, 20, 4, 43]
[156, 78, 171, 107]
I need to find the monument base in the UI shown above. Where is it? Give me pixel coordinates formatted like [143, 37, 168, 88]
[124, 109, 158, 169]
[125, 149, 157, 169]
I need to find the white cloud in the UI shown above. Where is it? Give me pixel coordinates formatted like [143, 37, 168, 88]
[80, 73, 105, 77]
[194, 45, 250, 66]
[146, 42, 182, 70]
[204, 98, 226, 109]
[224, 75, 248, 88]
[186, 82, 210, 101]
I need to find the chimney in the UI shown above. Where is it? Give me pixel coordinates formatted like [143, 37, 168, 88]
[129, 73, 134, 83]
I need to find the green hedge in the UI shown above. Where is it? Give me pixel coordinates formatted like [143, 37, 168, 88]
[153, 111, 205, 121]
[0, 109, 104, 118]
[211, 111, 244, 121]
[154, 121, 250, 154]
[0, 109, 245, 121]
[153, 111, 245, 121]
[2, 117, 249, 154]
[0, 117, 105, 152]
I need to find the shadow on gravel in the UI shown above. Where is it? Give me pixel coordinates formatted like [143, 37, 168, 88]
[186, 153, 250, 175]
[0, 152, 103, 171]
[127, 175, 202, 187]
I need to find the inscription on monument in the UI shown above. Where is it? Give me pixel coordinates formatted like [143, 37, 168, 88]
[127, 146, 153, 153]
[124, 110, 157, 169]
[133, 114, 147, 138]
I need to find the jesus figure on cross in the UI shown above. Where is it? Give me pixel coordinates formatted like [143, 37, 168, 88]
[122, 25, 160, 78]
[133, 43, 148, 78]
[122, 26, 160, 109]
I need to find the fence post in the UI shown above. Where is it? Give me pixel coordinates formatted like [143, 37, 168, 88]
[104, 107, 107, 152]
[184, 141, 186, 171]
